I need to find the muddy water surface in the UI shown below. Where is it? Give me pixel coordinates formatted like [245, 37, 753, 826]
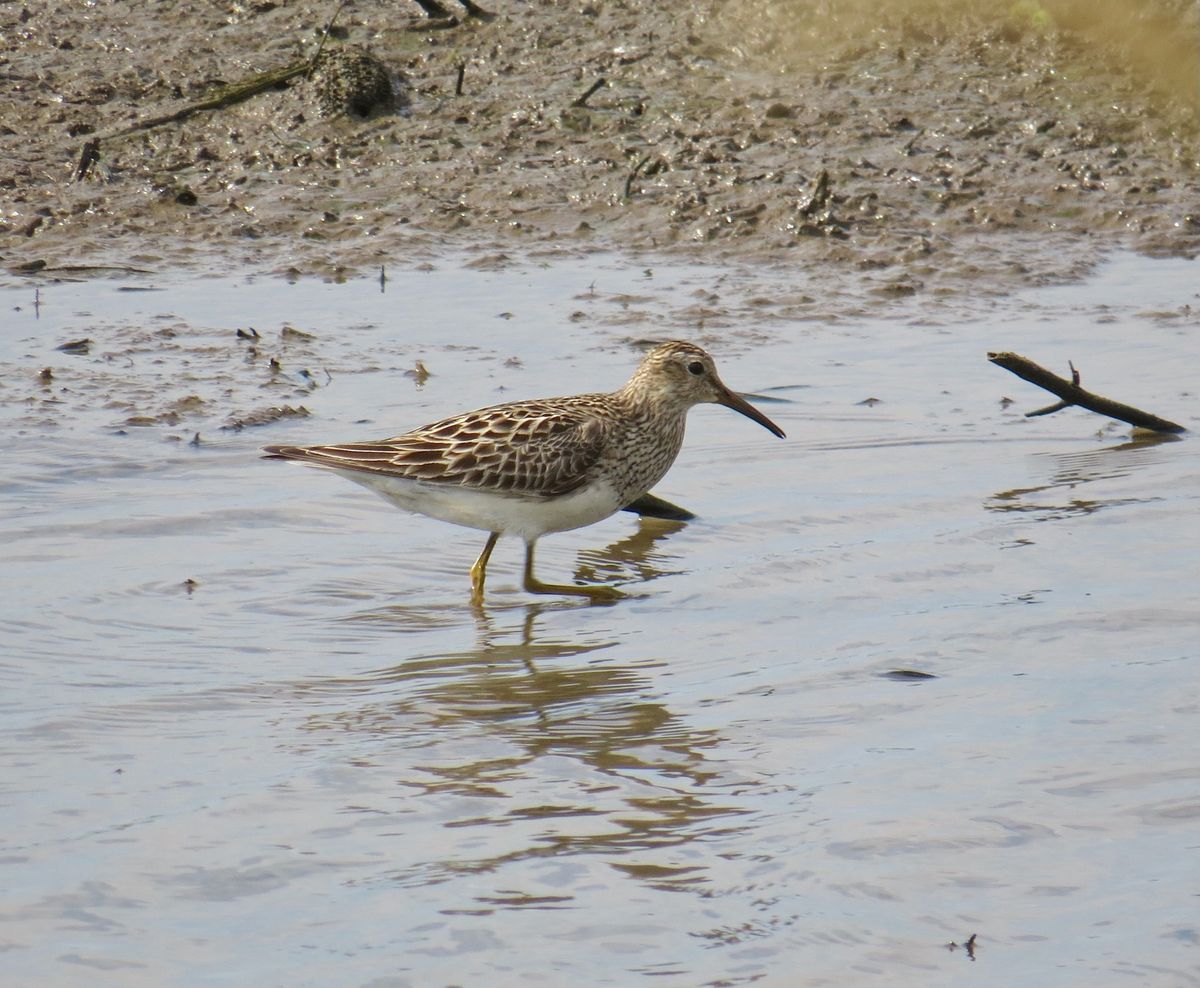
[2, 250, 1198, 986]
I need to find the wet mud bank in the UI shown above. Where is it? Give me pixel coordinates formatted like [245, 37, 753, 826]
[2, 0, 1198, 288]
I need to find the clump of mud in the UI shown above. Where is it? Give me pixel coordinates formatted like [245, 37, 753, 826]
[1, 0, 1197, 287]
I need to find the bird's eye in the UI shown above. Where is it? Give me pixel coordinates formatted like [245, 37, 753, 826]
[687, 361, 704, 376]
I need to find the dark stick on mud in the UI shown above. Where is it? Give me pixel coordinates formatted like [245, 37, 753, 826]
[88, 60, 312, 148]
[455, 62, 466, 96]
[798, 169, 831, 216]
[624, 155, 652, 200]
[74, 139, 100, 182]
[572, 77, 607, 108]
[988, 351, 1186, 434]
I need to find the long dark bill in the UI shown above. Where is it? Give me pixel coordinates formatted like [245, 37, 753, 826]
[716, 385, 786, 439]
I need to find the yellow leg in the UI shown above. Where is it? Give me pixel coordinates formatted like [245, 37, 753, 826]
[470, 532, 500, 603]
[522, 540, 624, 601]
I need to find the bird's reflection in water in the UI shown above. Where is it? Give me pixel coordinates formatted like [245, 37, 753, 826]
[570, 515, 689, 593]
[290, 516, 750, 889]
[987, 432, 1180, 520]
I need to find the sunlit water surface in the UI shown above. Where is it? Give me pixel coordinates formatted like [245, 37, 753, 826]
[2, 249, 1198, 987]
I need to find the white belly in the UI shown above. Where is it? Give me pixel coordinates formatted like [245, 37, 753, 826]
[330, 468, 625, 541]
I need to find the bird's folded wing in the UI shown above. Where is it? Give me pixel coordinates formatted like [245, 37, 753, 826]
[264, 400, 611, 498]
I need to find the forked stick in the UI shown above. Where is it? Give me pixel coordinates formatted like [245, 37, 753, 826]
[988, 351, 1185, 434]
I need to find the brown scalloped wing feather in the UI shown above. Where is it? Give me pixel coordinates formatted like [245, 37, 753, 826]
[265, 398, 612, 498]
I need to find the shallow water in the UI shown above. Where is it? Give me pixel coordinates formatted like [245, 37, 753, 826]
[2, 250, 1198, 986]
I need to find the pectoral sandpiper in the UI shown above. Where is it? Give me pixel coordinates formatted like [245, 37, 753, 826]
[263, 340, 784, 602]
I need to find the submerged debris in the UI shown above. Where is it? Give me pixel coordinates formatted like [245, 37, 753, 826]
[403, 360, 432, 386]
[223, 405, 311, 431]
[947, 933, 978, 960]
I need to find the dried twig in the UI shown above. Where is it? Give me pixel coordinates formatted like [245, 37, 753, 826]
[988, 351, 1185, 434]
[624, 154, 652, 199]
[798, 169, 831, 217]
[74, 139, 100, 182]
[572, 77, 607, 108]
[88, 60, 312, 149]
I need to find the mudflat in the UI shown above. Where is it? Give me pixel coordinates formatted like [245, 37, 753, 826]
[3, 0, 1197, 283]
